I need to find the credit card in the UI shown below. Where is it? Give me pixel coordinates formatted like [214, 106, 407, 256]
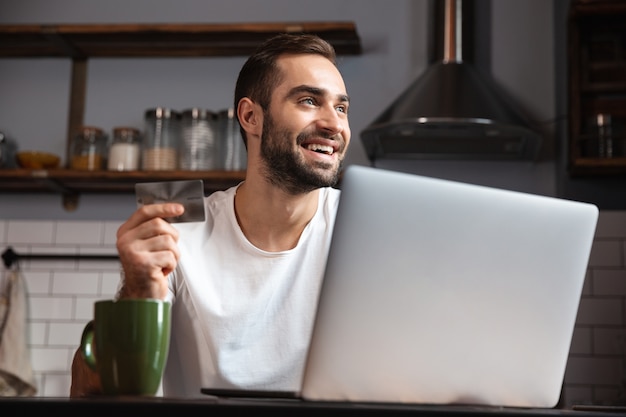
[135, 179, 206, 223]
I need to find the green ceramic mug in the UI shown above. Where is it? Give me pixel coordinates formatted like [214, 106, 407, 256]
[80, 298, 171, 396]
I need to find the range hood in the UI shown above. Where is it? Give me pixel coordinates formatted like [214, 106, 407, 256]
[361, 0, 542, 161]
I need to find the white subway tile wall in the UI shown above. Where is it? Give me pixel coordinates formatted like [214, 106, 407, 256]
[0, 219, 122, 397]
[0, 213, 625, 406]
[564, 211, 626, 407]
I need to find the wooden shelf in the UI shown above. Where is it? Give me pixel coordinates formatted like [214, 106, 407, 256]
[568, 1, 626, 176]
[569, 157, 626, 176]
[0, 22, 362, 57]
[0, 169, 246, 194]
[0, 22, 361, 204]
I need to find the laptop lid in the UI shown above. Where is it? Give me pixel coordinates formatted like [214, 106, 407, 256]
[300, 165, 598, 408]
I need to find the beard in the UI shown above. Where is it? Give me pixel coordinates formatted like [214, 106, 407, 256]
[260, 113, 344, 195]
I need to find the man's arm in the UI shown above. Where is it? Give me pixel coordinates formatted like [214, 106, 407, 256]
[70, 348, 102, 397]
[69, 203, 182, 396]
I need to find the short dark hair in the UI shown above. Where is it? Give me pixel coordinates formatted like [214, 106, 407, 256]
[234, 33, 337, 145]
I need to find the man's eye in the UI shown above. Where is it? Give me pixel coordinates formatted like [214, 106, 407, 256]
[301, 97, 315, 106]
[336, 105, 348, 114]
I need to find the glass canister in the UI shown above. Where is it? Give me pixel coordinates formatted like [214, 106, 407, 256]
[142, 107, 180, 170]
[179, 108, 218, 171]
[107, 127, 142, 171]
[581, 113, 626, 158]
[594, 113, 614, 158]
[218, 108, 247, 171]
[70, 126, 107, 171]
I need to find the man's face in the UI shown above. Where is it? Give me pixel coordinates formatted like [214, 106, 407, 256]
[259, 54, 351, 194]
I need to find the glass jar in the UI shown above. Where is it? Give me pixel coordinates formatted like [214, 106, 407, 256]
[71, 126, 107, 171]
[107, 127, 142, 171]
[218, 108, 247, 171]
[180, 108, 218, 171]
[142, 107, 180, 171]
[594, 113, 613, 158]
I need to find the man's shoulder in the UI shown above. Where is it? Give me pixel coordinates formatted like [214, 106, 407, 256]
[319, 186, 341, 217]
[321, 186, 341, 204]
[173, 185, 237, 232]
[204, 184, 239, 208]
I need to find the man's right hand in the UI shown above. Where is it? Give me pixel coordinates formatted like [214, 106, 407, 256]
[115, 203, 184, 300]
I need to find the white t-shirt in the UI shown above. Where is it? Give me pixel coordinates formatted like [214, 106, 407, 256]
[161, 184, 340, 397]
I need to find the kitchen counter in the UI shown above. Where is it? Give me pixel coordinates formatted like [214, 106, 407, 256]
[0, 397, 622, 417]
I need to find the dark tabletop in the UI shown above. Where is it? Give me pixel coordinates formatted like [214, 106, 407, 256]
[0, 397, 623, 417]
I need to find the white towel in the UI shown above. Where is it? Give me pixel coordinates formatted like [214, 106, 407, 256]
[0, 267, 37, 396]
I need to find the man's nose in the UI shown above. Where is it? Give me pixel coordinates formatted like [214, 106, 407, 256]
[317, 105, 345, 136]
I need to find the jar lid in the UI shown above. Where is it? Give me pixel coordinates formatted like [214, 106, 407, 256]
[76, 126, 105, 140]
[113, 126, 140, 135]
[218, 108, 237, 119]
[181, 108, 216, 120]
[145, 107, 180, 119]
[113, 127, 141, 142]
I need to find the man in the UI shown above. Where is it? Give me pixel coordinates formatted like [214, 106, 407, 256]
[70, 33, 351, 397]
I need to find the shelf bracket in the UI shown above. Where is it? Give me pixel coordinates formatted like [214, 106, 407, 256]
[67, 58, 87, 165]
[41, 26, 87, 59]
[28, 170, 80, 211]
[62, 193, 80, 211]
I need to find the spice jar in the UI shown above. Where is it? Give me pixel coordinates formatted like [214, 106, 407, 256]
[107, 127, 142, 171]
[71, 126, 107, 171]
[142, 107, 180, 171]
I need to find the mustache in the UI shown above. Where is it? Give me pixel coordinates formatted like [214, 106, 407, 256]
[296, 129, 343, 145]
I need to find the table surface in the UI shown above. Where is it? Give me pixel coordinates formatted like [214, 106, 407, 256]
[0, 397, 623, 417]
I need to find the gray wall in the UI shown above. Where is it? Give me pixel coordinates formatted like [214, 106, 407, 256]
[0, 0, 622, 220]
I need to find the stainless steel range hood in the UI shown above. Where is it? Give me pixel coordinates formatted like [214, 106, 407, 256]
[361, 0, 542, 161]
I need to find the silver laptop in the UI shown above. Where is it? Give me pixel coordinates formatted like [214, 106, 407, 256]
[205, 164, 599, 408]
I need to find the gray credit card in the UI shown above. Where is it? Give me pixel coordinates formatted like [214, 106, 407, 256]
[135, 179, 206, 223]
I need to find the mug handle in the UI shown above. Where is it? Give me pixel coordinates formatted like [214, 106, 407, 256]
[80, 320, 97, 371]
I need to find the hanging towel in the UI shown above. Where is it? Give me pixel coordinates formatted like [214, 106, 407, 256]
[0, 267, 37, 396]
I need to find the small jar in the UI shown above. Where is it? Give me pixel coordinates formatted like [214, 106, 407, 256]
[71, 126, 107, 171]
[142, 107, 180, 171]
[107, 127, 142, 171]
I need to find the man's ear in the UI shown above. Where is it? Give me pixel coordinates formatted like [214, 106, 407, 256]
[237, 98, 262, 138]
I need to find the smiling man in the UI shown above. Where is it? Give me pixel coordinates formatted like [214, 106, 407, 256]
[70, 33, 351, 398]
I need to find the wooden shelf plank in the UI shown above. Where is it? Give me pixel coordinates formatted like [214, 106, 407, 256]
[570, 0, 626, 15]
[0, 169, 247, 195]
[569, 157, 626, 176]
[0, 22, 362, 57]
